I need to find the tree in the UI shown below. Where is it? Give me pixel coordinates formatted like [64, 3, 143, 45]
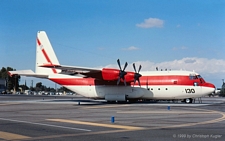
[35, 82, 42, 91]
[0, 67, 20, 91]
[19, 84, 29, 91]
[30, 87, 35, 91]
[58, 86, 73, 93]
[0, 67, 7, 78]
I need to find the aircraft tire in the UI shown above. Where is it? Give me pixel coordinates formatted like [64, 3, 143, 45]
[184, 98, 192, 103]
[128, 99, 137, 103]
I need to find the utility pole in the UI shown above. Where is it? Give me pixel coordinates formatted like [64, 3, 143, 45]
[30, 80, 33, 91]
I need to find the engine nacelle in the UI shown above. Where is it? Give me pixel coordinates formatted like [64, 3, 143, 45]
[102, 68, 119, 81]
[124, 72, 135, 82]
[101, 68, 135, 82]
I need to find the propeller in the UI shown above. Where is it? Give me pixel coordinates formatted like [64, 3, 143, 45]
[133, 63, 142, 87]
[117, 59, 128, 86]
[146, 77, 149, 90]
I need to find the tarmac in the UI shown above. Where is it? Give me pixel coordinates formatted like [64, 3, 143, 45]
[0, 94, 224, 141]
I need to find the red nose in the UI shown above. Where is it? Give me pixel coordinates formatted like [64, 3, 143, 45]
[203, 82, 216, 89]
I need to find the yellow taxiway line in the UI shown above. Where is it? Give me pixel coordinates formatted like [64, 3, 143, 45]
[83, 105, 129, 109]
[0, 131, 30, 140]
[18, 130, 128, 141]
[46, 119, 145, 130]
[117, 111, 217, 114]
[0, 103, 20, 106]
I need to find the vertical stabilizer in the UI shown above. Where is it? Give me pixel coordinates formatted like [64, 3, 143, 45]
[36, 31, 60, 74]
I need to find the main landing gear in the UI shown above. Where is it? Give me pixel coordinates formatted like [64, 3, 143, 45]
[182, 98, 193, 103]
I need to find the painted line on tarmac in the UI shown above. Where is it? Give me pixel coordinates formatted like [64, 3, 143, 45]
[83, 105, 129, 109]
[18, 130, 128, 141]
[117, 111, 216, 114]
[47, 119, 145, 130]
[0, 131, 30, 140]
[0, 103, 21, 106]
[0, 118, 91, 132]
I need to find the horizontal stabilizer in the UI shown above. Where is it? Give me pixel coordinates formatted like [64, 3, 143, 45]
[8, 70, 48, 78]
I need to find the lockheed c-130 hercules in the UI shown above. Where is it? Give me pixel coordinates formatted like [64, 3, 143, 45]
[9, 31, 215, 103]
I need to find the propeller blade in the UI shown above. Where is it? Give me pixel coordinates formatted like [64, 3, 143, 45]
[117, 59, 128, 86]
[146, 77, 149, 90]
[123, 78, 127, 86]
[117, 59, 122, 70]
[138, 65, 142, 73]
[117, 78, 121, 85]
[138, 78, 141, 87]
[123, 62, 128, 71]
[132, 63, 142, 87]
[133, 79, 136, 87]
[133, 63, 137, 73]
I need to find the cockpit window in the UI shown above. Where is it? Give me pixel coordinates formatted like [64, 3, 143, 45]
[189, 74, 197, 80]
[189, 74, 205, 83]
[197, 75, 205, 83]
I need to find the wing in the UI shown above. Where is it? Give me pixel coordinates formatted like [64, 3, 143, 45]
[40, 64, 101, 74]
[39, 64, 103, 78]
[8, 70, 48, 78]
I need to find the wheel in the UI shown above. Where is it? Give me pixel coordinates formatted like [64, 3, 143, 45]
[127, 99, 137, 103]
[184, 98, 193, 103]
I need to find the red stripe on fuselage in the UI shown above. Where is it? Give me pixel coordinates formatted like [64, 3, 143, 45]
[49, 75, 215, 88]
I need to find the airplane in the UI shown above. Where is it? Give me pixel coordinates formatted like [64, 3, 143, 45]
[8, 31, 216, 103]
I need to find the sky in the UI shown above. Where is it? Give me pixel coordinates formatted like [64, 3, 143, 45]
[0, 0, 225, 88]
